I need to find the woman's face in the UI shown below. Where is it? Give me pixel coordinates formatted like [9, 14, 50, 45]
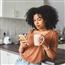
[33, 14, 46, 30]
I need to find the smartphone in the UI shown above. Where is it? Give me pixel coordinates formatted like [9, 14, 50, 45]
[19, 35, 26, 41]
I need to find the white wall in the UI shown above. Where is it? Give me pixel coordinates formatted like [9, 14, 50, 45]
[44, 0, 64, 31]
[0, 18, 31, 43]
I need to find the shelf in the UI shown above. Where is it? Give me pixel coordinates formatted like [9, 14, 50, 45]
[0, 16, 26, 20]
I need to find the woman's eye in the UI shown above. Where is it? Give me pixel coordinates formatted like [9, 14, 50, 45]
[38, 18, 41, 21]
[34, 20, 36, 22]
[33, 17, 42, 22]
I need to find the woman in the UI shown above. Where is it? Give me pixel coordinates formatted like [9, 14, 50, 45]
[16, 5, 58, 65]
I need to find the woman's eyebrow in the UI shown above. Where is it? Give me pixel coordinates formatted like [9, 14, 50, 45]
[38, 15, 42, 18]
[38, 16, 42, 19]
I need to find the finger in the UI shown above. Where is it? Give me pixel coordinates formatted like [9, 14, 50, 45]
[26, 43, 29, 45]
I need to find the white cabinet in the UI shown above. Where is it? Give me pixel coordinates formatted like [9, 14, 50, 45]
[8, 52, 19, 65]
[0, 50, 1, 64]
[0, 0, 44, 19]
[2, 0, 44, 19]
[1, 50, 19, 65]
[0, 0, 2, 17]
[1, 50, 9, 65]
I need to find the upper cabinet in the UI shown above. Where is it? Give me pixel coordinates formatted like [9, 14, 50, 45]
[1, 0, 44, 19]
[0, 0, 2, 17]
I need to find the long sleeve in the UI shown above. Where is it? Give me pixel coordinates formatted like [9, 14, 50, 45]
[43, 31, 58, 60]
[50, 31, 58, 52]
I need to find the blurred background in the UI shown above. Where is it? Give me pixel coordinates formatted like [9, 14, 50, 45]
[0, 0, 65, 65]
[0, 0, 65, 44]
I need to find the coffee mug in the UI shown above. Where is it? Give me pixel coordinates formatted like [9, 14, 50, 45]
[34, 33, 44, 46]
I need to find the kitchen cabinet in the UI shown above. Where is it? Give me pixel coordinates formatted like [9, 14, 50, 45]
[0, 50, 1, 64]
[2, 0, 44, 19]
[0, 0, 2, 17]
[1, 50, 9, 65]
[1, 50, 19, 65]
[8, 52, 19, 65]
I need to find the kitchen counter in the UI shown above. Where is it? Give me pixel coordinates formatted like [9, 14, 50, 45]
[0, 44, 65, 65]
[0, 44, 19, 54]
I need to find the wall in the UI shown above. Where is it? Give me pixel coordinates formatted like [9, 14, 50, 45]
[0, 18, 31, 43]
[44, 0, 64, 31]
[0, 0, 64, 43]
[0, 0, 44, 43]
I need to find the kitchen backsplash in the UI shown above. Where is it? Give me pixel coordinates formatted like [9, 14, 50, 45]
[0, 18, 32, 43]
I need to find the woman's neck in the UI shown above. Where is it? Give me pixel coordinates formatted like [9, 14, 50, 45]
[38, 28, 47, 32]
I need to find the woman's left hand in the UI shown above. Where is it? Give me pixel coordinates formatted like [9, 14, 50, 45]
[39, 35, 45, 46]
[42, 43, 50, 51]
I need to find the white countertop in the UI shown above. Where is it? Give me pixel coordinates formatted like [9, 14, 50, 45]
[58, 44, 65, 49]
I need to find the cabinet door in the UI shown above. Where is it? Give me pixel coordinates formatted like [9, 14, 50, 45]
[2, 0, 43, 18]
[0, 50, 1, 64]
[0, 0, 2, 17]
[8, 52, 19, 65]
[1, 50, 9, 65]
[1, 50, 19, 65]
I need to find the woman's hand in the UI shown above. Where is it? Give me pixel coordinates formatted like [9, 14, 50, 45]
[19, 40, 29, 53]
[35, 34, 45, 46]
[20, 40, 28, 48]
[19, 34, 29, 48]
[42, 43, 50, 51]
[39, 35, 45, 45]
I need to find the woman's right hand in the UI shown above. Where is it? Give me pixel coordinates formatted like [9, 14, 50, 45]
[19, 34, 29, 48]
[19, 40, 28, 53]
[20, 40, 28, 48]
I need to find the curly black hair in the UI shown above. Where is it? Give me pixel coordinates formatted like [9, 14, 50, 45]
[26, 5, 58, 29]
